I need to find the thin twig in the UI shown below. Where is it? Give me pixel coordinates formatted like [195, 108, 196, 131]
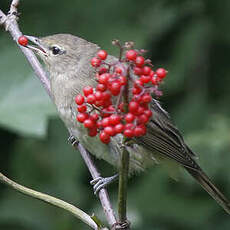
[0, 172, 98, 229]
[0, 1, 117, 228]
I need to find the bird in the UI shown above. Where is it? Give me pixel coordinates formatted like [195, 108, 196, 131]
[25, 33, 230, 215]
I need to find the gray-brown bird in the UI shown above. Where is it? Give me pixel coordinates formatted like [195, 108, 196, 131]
[25, 33, 230, 215]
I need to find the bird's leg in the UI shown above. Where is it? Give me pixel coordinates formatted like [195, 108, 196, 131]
[67, 134, 117, 194]
[90, 174, 118, 195]
[68, 134, 79, 146]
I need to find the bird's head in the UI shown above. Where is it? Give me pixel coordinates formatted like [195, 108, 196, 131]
[25, 34, 99, 73]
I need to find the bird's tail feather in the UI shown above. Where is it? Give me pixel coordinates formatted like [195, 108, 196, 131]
[186, 167, 230, 215]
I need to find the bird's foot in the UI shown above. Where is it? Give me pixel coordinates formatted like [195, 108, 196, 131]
[68, 135, 79, 146]
[90, 174, 118, 195]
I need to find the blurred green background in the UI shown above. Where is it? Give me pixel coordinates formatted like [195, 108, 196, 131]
[1, 0, 230, 229]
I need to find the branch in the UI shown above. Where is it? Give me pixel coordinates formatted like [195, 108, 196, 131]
[0, 1, 116, 228]
[0, 172, 98, 229]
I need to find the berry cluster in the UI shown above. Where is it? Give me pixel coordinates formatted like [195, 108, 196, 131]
[75, 42, 167, 144]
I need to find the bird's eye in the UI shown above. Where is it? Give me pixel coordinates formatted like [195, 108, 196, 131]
[51, 46, 61, 55]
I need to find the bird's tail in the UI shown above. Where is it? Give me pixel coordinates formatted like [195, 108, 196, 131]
[186, 167, 230, 215]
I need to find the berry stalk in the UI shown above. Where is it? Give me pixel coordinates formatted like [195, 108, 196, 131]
[118, 65, 130, 224]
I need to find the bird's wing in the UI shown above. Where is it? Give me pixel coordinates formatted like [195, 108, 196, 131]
[135, 99, 199, 170]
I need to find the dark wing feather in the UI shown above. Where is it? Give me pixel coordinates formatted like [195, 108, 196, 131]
[135, 99, 199, 170]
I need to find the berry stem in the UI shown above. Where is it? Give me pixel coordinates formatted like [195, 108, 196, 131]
[119, 47, 124, 62]
[123, 66, 130, 113]
[118, 143, 129, 225]
[117, 66, 130, 225]
[115, 86, 124, 110]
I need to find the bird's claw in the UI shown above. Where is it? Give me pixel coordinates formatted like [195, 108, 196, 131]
[68, 135, 79, 146]
[90, 174, 118, 195]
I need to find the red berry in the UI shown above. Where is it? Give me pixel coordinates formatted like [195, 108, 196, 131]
[90, 113, 99, 121]
[107, 105, 116, 112]
[84, 119, 95, 128]
[135, 56, 145, 67]
[77, 104, 87, 113]
[137, 114, 149, 124]
[97, 121, 102, 128]
[104, 126, 116, 136]
[115, 67, 123, 74]
[129, 101, 139, 113]
[18, 36, 28, 46]
[124, 129, 134, 138]
[95, 91, 103, 101]
[142, 66, 151, 76]
[98, 67, 108, 74]
[156, 68, 167, 79]
[139, 125, 147, 135]
[141, 94, 151, 103]
[124, 123, 135, 130]
[134, 126, 146, 137]
[133, 67, 143, 76]
[151, 76, 159, 85]
[100, 131, 111, 144]
[140, 75, 151, 84]
[99, 73, 110, 84]
[125, 113, 135, 123]
[95, 100, 104, 107]
[114, 123, 124, 133]
[119, 76, 127, 85]
[97, 50, 108, 60]
[102, 91, 111, 101]
[144, 109, 152, 118]
[134, 79, 144, 88]
[132, 87, 141, 95]
[149, 70, 155, 77]
[83, 86, 94, 96]
[137, 106, 145, 115]
[101, 117, 110, 127]
[140, 102, 149, 109]
[103, 99, 112, 107]
[86, 94, 96, 104]
[110, 81, 121, 95]
[91, 57, 101, 67]
[133, 95, 142, 103]
[96, 83, 107, 92]
[77, 113, 88, 123]
[126, 50, 138, 61]
[88, 128, 98, 137]
[109, 114, 121, 125]
[75, 94, 85, 105]
[103, 100, 112, 109]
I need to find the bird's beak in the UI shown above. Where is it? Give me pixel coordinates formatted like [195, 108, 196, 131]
[24, 35, 48, 56]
